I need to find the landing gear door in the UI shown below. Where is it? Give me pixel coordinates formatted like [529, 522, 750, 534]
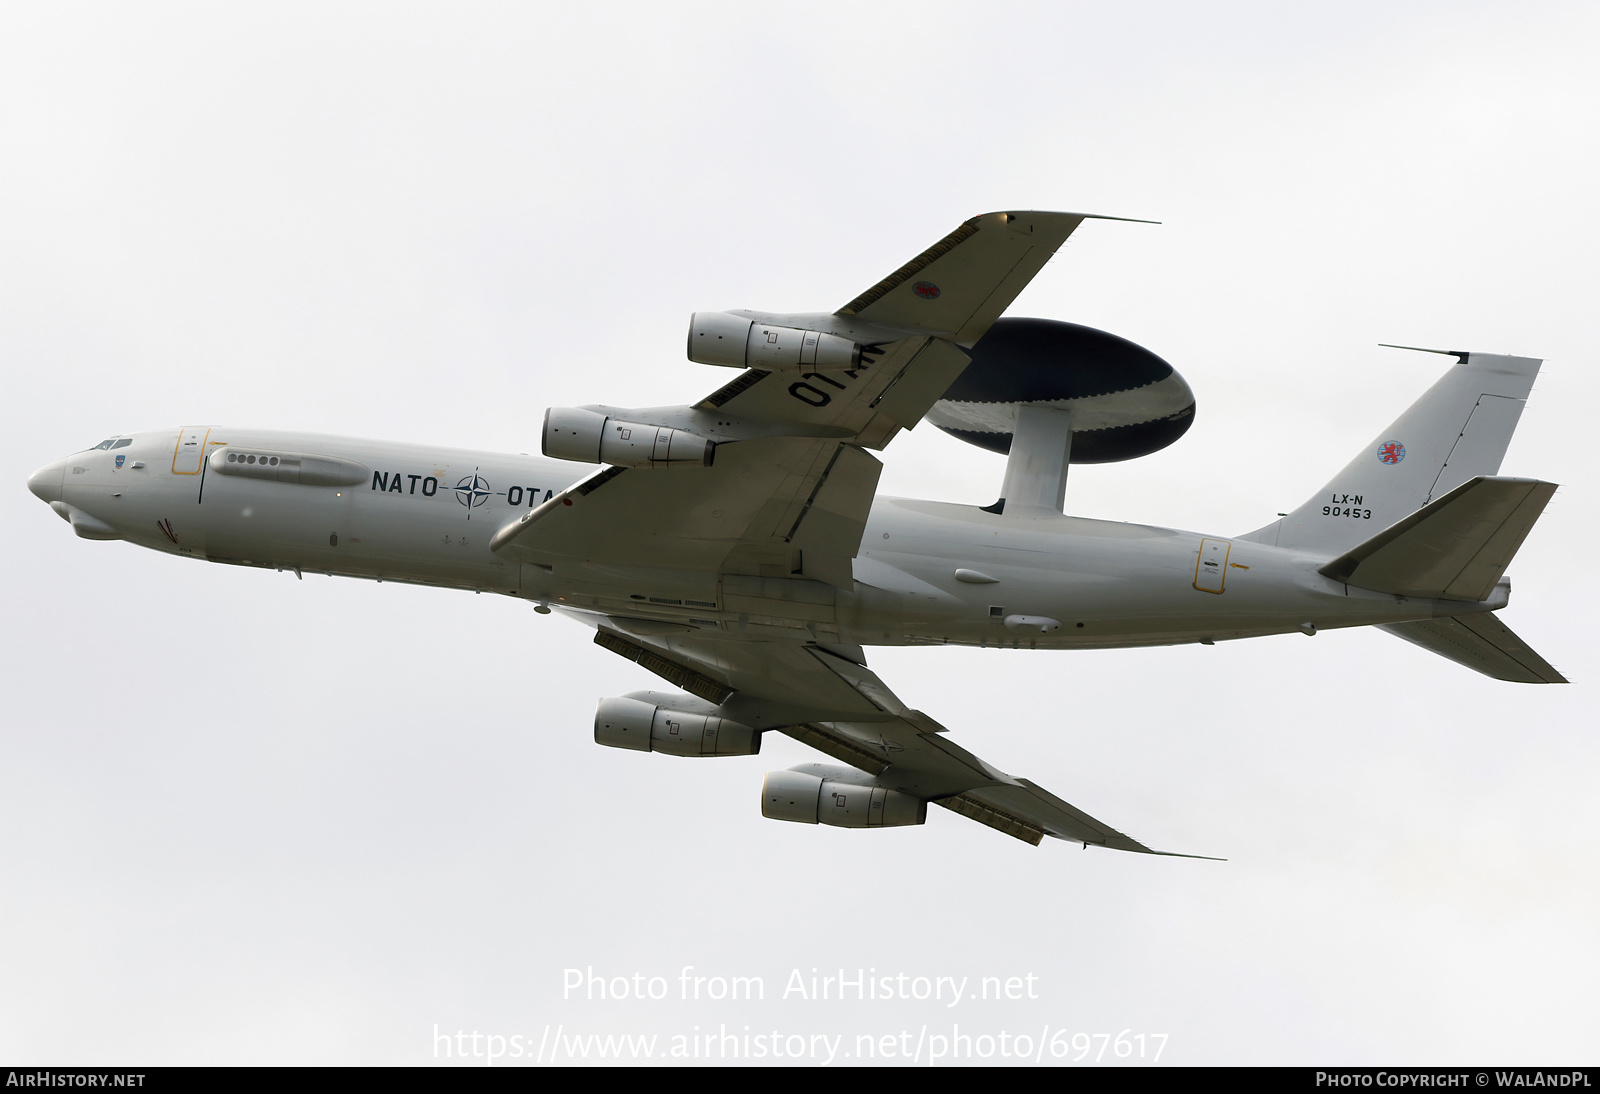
[1194, 538, 1230, 594]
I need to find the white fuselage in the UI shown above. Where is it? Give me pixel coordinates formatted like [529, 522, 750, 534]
[30, 427, 1496, 651]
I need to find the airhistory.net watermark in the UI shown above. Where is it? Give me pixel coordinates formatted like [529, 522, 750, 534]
[431, 1023, 1169, 1065]
[4, 1075, 146, 1088]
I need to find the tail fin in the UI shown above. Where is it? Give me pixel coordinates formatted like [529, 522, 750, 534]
[1240, 349, 1543, 554]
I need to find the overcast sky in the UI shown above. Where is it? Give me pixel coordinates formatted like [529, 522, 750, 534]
[2, 1, 1596, 1066]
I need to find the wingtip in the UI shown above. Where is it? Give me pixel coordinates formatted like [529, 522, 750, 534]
[1379, 343, 1470, 363]
[1078, 835, 1226, 861]
[1077, 212, 1161, 225]
[978, 210, 1161, 226]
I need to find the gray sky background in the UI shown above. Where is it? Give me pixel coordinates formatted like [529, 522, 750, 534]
[2, 1, 1596, 1066]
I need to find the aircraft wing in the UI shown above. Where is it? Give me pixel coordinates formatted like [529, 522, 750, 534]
[498, 211, 1206, 853]
[588, 617, 1213, 856]
[506, 329, 963, 584]
[692, 210, 1115, 439]
[835, 210, 1105, 347]
[497, 211, 1101, 587]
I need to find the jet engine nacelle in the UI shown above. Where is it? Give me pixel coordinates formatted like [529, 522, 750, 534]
[687, 311, 868, 372]
[761, 764, 927, 829]
[543, 408, 715, 468]
[593, 696, 760, 757]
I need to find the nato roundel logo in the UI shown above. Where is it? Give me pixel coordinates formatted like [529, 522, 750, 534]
[454, 474, 492, 507]
[912, 281, 941, 300]
[1377, 441, 1406, 465]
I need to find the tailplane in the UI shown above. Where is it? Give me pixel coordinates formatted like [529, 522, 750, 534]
[1240, 348, 1543, 554]
[1379, 613, 1567, 683]
[1240, 347, 1563, 683]
[1317, 476, 1557, 601]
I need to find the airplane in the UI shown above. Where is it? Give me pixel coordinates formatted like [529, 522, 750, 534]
[25, 210, 1564, 856]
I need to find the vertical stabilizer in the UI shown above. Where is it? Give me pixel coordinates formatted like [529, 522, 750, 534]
[1240, 349, 1542, 554]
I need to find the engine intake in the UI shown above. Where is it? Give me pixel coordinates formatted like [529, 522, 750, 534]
[687, 312, 868, 372]
[594, 696, 759, 757]
[761, 765, 927, 829]
[543, 408, 714, 468]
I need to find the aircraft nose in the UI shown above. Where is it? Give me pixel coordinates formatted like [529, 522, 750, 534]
[27, 460, 64, 504]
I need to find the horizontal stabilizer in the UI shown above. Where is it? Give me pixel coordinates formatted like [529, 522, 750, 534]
[1319, 476, 1557, 601]
[1378, 613, 1567, 683]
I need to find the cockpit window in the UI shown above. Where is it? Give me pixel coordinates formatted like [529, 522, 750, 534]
[89, 438, 117, 451]
[111, 438, 132, 449]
